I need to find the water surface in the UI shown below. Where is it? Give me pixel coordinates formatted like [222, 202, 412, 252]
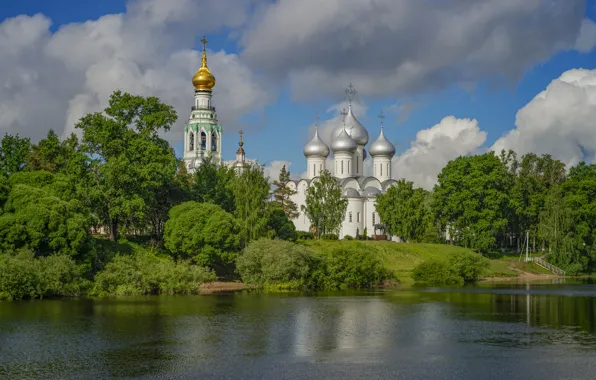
[1, 280, 596, 379]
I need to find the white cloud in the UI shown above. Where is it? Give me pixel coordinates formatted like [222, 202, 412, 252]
[0, 1, 267, 143]
[575, 18, 596, 53]
[491, 68, 596, 168]
[393, 116, 487, 190]
[241, 0, 590, 100]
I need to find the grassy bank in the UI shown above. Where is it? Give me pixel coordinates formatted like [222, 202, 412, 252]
[300, 240, 552, 285]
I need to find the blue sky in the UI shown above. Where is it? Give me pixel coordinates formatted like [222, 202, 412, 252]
[1, 0, 596, 186]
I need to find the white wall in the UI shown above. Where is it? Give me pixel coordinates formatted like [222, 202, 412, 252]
[340, 197, 364, 238]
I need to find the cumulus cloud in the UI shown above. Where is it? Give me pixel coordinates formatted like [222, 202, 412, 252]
[491, 68, 596, 168]
[0, 0, 268, 143]
[393, 116, 487, 190]
[241, 0, 591, 100]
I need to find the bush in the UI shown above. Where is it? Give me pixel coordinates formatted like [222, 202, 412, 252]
[448, 252, 489, 282]
[412, 260, 462, 285]
[267, 206, 298, 241]
[296, 231, 315, 240]
[0, 250, 88, 300]
[343, 235, 354, 240]
[236, 239, 311, 287]
[313, 247, 391, 289]
[91, 250, 216, 296]
[321, 233, 338, 240]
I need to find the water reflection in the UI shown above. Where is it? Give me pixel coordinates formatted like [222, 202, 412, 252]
[1, 282, 596, 379]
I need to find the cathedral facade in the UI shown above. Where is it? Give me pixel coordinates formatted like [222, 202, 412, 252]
[289, 86, 397, 239]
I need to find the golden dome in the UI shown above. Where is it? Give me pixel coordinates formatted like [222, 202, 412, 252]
[192, 36, 216, 91]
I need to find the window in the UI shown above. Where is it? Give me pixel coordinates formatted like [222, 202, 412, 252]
[380, 164, 383, 176]
[357, 212, 360, 222]
[211, 132, 217, 151]
[348, 161, 350, 174]
[349, 212, 352, 223]
[313, 163, 316, 176]
[320, 163, 323, 172]
[200, 132, 206, 150]
[341, 161, 344, 174]
[188, 132, 194, 151]
[387, 163, 389, 176]
[372, 213, 376, 225]
[357, 158, 359, 173]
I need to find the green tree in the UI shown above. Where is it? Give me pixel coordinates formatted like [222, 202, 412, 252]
[266, 204, 298, 241]
[272, 165, 299, 219]
[433, 153, 511, 252]
[164, 201, 240, 271]
[376, 179, 429, 242]
[75, 91, 178, 241]
[192, 156, 235, 212]
[229, 163, 271, 243]
[301, 169, 347, 237]
[0, 133, 31, 177]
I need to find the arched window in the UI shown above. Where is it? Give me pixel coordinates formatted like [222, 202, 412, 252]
[313, 164, 316, 176]
[380, 164, 383, 176]
[211, 132, 217, 151]
[188, 132, 194, 151]
[348, 161, 350, 174]
[387, 163, 389, 176]
[349, 212, 352, 223]
[341, 161, 344, 174]
[201, 132, 206, 150]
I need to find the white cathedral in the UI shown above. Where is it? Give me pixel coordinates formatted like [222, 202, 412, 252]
[288, 85, 397, 240]
[183, 38, 395, 239]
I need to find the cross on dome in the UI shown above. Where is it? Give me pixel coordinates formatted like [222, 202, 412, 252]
[378, 110, 385, 128]
[345, 83, 357, 104]
[201, 36, 208, 51]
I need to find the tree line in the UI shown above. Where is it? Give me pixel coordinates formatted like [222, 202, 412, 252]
[376, 151, 596, 274]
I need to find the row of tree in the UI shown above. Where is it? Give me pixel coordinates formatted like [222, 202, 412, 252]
[376, 152, 596, 273]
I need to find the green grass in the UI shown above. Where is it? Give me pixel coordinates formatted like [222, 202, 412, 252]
[300, 240, 508, 285]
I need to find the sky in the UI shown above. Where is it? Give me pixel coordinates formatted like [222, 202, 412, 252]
[1, 0, 596, 189]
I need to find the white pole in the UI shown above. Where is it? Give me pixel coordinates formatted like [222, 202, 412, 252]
[525, 230, 529, 262]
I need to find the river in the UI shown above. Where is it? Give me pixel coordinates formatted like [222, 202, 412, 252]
[1, 280, 596, 379]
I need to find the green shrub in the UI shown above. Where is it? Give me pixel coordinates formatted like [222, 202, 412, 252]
[564, 263, 584, 276]
[91, 250, 216, 296]
[448, 252, 489, 282]
[321, 233, 338, 240]
[0, 250, 88, 300]
[313, 247, 390, 289]
[296, 231, 315, 240]
[236, 239, 311, 286]
[411, 260, 462, 285]
[267, 206, 298, 241]
[343, 235, 354, 240]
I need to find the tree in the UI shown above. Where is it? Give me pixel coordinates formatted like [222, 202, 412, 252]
[0, 134, 31, 177]
[266, 204, 298, 241]
[75, 91, 178, 241]
[27, 130, 90, 178]
[433, 153, 511, 252]
[272, 165, 299, 219]
[376, 179, 429, 242]
[301, 169, 347, 237]
[192, 156, 235, 213]
[164, 201, 240, 271]
[229, 163, 271, 243]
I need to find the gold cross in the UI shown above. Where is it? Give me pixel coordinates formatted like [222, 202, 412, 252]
[201, 36, 208, 51]
[239, 129, 243, 141]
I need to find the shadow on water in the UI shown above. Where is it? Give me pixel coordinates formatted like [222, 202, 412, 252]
[1, 280, 596, 379]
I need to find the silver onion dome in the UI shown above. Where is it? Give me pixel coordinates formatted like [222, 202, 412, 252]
[331, 126, 357, 153]
[335, 105, 369, 146]
[369, 127, 396, 157]
[303, 128, 330, 158]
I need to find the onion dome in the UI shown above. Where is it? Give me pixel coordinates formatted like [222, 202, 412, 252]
[304, 128, 330, 158]
[343, 188, 361, 198]
[331, 125, 357, 153]
[362, 187, 381, 197]
[335, 104, 369, 145]
[369, 127, 396, 157]
[192, 36, 216, 92]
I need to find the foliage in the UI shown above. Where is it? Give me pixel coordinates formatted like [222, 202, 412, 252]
[411, 251, 489, 285]
[412, 260, 462, 285]
[91, 249, 215, 296]
[164, 201, 240, 271]
[376, 179, 430, 242]
[271, 165, 299, 219]
[0, 179, 91, 257]
[301, 169, 348, 237]
[296, 231, 315, 240]
[312, 246, 391, 289]
[266, 205, 297, 241]
[0, 133, 31, 177]
[0, 250, 88, 300]
[433, 153, 511, 252]
[236, 239, 311, 287]
[75, 91, 178, 241]
[321, 233, 339, 240]
[343, 235, 354, 240]
[192, 156, 235, 212]
[229, 163, 271, 243]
